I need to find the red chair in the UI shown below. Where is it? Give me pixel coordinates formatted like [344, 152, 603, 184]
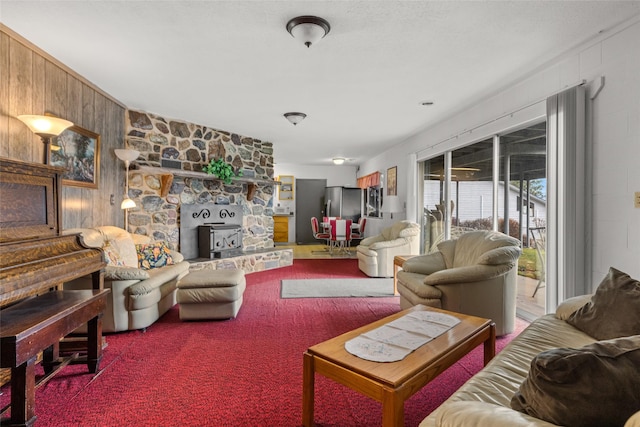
[330, 218, 352, 254]
[321, 216, 340, 236]
[351, 217, 366, 241]
[311, 217, 330, 247]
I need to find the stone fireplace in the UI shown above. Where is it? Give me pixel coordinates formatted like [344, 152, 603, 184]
[122, 109, 293, 272]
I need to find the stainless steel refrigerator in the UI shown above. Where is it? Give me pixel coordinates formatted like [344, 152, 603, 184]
[323, 186, 363, 223]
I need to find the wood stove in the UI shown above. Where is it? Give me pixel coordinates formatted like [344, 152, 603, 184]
[198, 223, 243, 259]
[180, 203, 244, 260]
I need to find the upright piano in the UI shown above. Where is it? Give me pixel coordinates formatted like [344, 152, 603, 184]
[0, 157, 109, 426]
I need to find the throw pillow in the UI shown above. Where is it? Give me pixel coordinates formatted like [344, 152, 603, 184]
[511, 335, 640, 427]
[136, 242, 175, 270]
[102, 238, 125, 267]
[98, 229, 124, 267]
[566, 267, 640, 340]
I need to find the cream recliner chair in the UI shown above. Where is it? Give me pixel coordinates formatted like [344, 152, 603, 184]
[396, 230, 521, 336]
[357, 221, 420, 277]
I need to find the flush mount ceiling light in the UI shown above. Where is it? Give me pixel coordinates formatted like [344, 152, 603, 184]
[286, 16, 331, 48]
[332, 157, 345, 165]
[284, 112, 307, 126]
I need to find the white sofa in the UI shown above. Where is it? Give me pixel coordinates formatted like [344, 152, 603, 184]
[356, 221, 420, 277]
[64, 226, 190, 332]
[420, 293, 640, 427]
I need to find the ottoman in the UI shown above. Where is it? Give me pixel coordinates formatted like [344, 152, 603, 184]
[176, 269, 246, 320]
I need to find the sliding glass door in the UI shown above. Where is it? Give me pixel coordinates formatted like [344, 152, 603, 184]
[417, 87, 585, 320]
[419, 123, 547, 320]
[500, 124, 547, 319]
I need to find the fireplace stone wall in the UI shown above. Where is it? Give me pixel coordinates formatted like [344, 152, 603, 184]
[124, 110, 276, 253]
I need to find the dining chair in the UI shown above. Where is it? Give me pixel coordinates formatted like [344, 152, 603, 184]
[311, 217, 330, 247]
[329, 218, 352, 254]
[350, 217, 366, 241]
[322, 216, 340, 235]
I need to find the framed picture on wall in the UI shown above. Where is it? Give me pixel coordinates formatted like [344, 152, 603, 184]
[386, 166, 397, 196]
[51, 125, 100, 189]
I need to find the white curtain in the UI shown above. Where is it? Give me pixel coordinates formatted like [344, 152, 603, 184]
[546, 85, 587, 310]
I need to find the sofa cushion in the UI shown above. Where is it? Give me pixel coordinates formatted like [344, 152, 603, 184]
[136, 242, 175, 270]
[402, 253, 447, 275]
[511, 335, 640, 427]
[435, 401, 559, 427]
[477, 246, 521, 266]
[396, 271, 442, 299]
[104, 266, 150, 281]
[566, 267, 640, 340]
[452, 231, 520, 268]
[127, 261, 190, 297]
[554, 294, 592, 320]
[380, 221, 417, 240]
[436, 240, 456, 268]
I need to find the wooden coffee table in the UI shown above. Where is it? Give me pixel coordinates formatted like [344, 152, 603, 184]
[302, 305, 495, 427]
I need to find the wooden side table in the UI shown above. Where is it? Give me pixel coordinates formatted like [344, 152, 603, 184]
[393, 255, 416, 295]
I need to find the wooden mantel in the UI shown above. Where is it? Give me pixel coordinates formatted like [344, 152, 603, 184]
[132, 165, 281, 201]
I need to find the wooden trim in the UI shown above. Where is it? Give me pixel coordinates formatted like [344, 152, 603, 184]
[0, 24, 126, 109]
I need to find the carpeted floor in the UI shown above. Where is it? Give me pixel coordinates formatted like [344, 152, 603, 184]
[0, 259, 528, 426]
[281, 277, 394, 298]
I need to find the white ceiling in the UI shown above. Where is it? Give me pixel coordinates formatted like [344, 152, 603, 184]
[2, 1, 639, 166]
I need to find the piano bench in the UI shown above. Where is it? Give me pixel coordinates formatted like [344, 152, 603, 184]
[0, 289, 110, 427]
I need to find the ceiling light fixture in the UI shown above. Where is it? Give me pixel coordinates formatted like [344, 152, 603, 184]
[286, 16, 331, 48]
[332, 157, 345, 165]
[284, 112, 307, 126]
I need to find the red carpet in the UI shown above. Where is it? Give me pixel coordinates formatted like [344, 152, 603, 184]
[1, 259, 528, 426]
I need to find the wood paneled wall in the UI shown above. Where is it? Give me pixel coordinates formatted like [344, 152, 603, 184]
[0, 25, 126, 230]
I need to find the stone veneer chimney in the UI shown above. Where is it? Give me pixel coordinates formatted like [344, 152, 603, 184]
[123, 110, 276, 253]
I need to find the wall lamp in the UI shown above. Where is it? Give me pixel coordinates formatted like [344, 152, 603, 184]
[17, 115, 73, 164]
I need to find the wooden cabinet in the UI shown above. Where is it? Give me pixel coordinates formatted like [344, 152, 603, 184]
[278, 175, 294, 200]
[274, 216, 289, 242]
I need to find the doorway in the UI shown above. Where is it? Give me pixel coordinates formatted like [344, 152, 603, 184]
[295, 179, 327, 244]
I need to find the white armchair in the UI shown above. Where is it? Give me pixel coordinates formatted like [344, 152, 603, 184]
[396, 230, 521, 336]
[356, 221, 420, 277]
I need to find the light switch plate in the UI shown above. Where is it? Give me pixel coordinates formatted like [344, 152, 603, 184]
[635, 192, 640, 208]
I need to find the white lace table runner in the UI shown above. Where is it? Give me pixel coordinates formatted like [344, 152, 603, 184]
[344, 311, 461, 362]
